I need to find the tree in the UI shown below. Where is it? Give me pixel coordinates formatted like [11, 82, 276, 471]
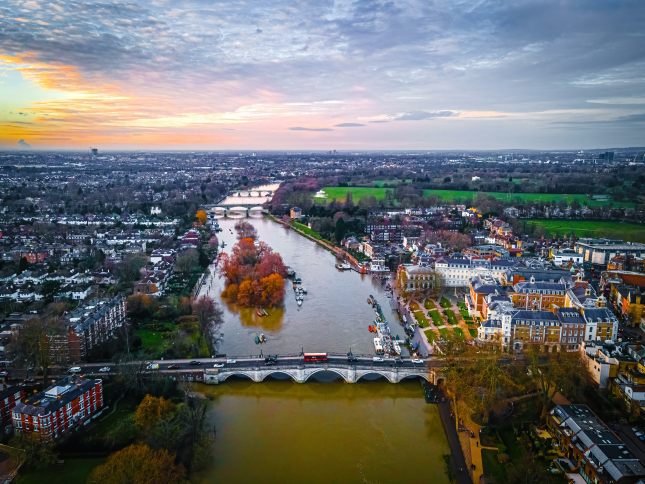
[134, 395, 177, 433]
[117, 253, 148, 283]
[195, 209, 207, 225]
[12, 313, 64, 380]
[525, 346, 585, 417]
[175, 249, 199, 273]
[191, 295, 222, 335]
[13, 433, 58, 470]
[88, 443, 185, 484]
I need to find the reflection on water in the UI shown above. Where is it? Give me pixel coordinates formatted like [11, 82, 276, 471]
[204, 217, 404, 357]
[195, 380, 450, 484]
[235, 306, 285, 332]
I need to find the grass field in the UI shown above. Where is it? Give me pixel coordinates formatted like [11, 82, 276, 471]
[481, 449, 506, 482]
[526, 219, 645, 242]
[453, 327, 465, 340]
[424, 329, 437, 343]
[413, 311, 429, 328]
[136, 328, 170, 356]
[17, 458, 104, 484]
[439, 328, 449, 339]
[424, 299, 436, 310]
[469, 328, 478, 338]
[293, 221, 324, 240]
[444, 309, 459, 325]
[319, 186, 634, 207]
[429, 309, 443, 326]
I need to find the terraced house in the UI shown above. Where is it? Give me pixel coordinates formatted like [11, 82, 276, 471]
[477, 306, 618, 352]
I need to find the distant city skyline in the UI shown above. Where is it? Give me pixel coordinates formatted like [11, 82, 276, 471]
[1, 0, 645, 150]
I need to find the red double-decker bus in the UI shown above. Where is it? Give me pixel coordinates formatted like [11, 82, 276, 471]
[303, 353, 328, 362]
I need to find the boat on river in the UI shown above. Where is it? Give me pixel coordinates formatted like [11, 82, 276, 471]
[296, 297, 303, 307]
[336, 262, 351, 271]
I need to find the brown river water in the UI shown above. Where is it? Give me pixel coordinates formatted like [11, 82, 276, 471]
[196, 217, 449, 483]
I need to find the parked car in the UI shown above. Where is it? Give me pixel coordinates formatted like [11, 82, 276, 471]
[98, 366, 111, 373]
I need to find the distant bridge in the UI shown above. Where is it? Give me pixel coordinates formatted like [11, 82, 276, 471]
[209, 206, 266, 218]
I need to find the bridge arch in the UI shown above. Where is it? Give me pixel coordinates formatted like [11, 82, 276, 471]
[248, 206, 264, 218]
[219, 371, 259, 382]
[261, 370, 298, 382]
[355, 371, 397, 384]
[303, 367, 348, 383]
[399, 374, 431, 383]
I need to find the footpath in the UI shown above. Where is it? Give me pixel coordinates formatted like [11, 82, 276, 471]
[438, 399, 472, 484]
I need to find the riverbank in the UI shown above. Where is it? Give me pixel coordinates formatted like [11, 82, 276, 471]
[267, 213, 365, 271]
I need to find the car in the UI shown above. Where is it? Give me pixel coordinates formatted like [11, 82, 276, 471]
[167, 364, 179, 370]
[146, 363, 159, 371]
[68, 366, 82, 373]
[189, 360, 202, 366]
[347, 356, 358, 362]
[0, 370, 8, 377]
[226, 359, 237, 364]
[98, 366, 111, 373]
[265, 360, 276, 366]
[372, 356, 384, 362]
[213, 363, 224, 368]
[411, 358, 424, 364]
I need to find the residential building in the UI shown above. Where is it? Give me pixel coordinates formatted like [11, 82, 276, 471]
[548, 404, 645, 483]
[0, 386, 26, 434]
[435, 256, 517, 287]
[49, 296, 127, 363]
[12, 378, 104, 440]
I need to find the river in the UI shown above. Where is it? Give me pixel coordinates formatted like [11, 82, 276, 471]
[196, 216, 450, 483]
[200, 216, 406, 357]
[195, 379, 450, 484]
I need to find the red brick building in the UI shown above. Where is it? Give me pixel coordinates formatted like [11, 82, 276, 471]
[12, 378, 103, 440]
[0, 385, 26, 434]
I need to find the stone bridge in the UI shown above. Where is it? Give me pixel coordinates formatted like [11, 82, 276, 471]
[203, 362, 444, 385]
[210, 206, 266, 218]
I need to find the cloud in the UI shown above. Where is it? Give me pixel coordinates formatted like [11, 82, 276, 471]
[289, 126, 333, 132]
[17, 138, 31, 148]
[393, 110, 457, 121]
[2, 0, 645, 148]
[334, 122, 365, 127]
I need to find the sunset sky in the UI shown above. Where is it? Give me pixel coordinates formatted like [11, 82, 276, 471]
[1, 0, 644, 150]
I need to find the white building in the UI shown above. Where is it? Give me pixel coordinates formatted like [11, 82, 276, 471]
[434, 257, 517, 287]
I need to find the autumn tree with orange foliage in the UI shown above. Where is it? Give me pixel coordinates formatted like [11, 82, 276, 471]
[88, 443, 185, 484]
[195, 209, 207, 225]
[134, 395, 176, 433]
[220, 225, 287, 308]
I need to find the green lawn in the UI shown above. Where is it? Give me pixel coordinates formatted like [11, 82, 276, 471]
[424, 329, 437, 343]
[453, 327, 465, 340]
[320, 186, 393, 202]
[413, 311, 430, 328]
[293, 221, 324, 240]
[440, 297, 451, 309]
[525, 219, 645, 242]
[429, 309, 443, 326]
[424, 299, 437, 310]
[17, 458, 104, 484]
[444, 309, 458, 325]
[318, 186, 634, 207]
[422, 189, 634, 207]
[482, 449, 506, 482]
[409, 301, 420, 312]
[469, 328, 478, 338]
[439, 328, 450, 339]
[136, 328, 170, 356]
